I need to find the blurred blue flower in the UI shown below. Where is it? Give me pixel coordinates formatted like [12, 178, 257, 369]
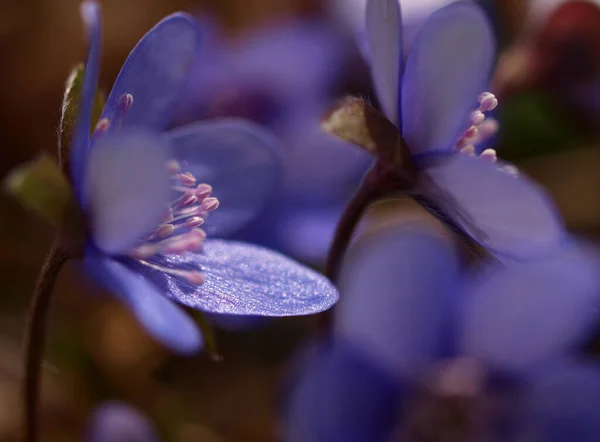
[285, 226, 600, 442]
[86, 402, 159, 442]
[68, 1, 338, 354]
[358, 0, 564, 259]
[174, 16, 372, 263]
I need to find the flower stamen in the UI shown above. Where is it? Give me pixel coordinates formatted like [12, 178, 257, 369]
[127, 160, 217, 286]
[455, 92, 500, 162]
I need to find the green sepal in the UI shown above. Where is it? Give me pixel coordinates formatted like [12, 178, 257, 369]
[3, 154, 74, 227]
[193, 312, 222, 362]
[58, 64, 106, 175]
[321, 97, 415, 178]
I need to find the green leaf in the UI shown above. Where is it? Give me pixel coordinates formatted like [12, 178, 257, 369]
[3, 154, 73, 226]
[58, 64, 105, 176]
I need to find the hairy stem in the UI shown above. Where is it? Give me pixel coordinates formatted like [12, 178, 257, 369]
[23, 239, 69, 442]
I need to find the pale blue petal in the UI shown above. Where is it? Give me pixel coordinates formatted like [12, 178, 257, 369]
[425, 154, 564, 259]
[95, 13, 199, 138]
[459, 241, 600, 374]
[85, 251, 202, 354]
[335, 227, 460, 379]
[271, 205, 342, 265]
[84, 131, 170, 254]
[521, 359, 600, 442]
[225, 20, 345, 101]
[366, 0, 402, 124]
[401, 2, 495, 154]
[284, 338, 401, 442]
[165, 119, 282, 237]
[129, 240, 338, 316]
[71, 0, 102, 197]
[87, 401, 159, 442]
[278, 109, 371, 202]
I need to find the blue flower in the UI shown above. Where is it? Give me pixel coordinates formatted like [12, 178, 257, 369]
[69, 1, 338, 354]
[175, 17, 372, 263]
[86, 402, 158, 442]
[285, 226, 600, 442]
[347, 0, 564, 259]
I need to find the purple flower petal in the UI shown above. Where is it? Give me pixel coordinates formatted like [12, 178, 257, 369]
[130, 240, 338, 316]
[272, 205, 341, 265]
[401, 2, 494, 154]
[284, 338, 400, 442]
[85, 251, 202, 354]
[165, 119, 282, 237]
[335, 227, 460, 379]
[425, 154, 564, 259]
[522, 359, 600, 442]
[86, 401, 159, 442]
[225, 21, 345, 101]
[71, 0, 102, 197]
[366, 0, 403, 124]
[279, 109, 371, 202]
[459, 241, 600, 374]
[95, 13, 199, 138]
[84, 131, 170, 254]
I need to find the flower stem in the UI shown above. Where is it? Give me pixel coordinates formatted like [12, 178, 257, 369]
[23, 239, 69, 442]
[324, 166, 381, 282]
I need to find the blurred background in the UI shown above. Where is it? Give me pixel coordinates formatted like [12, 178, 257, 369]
[1, 0, 599, 440]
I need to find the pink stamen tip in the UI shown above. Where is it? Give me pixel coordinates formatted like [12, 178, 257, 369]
[460, 145, 476, 156]
[154, 223, 175, 238]
[167, 160, 181, 175]
[184, 271, 205, 285]
[184, 216, 205, 228]
[195, 183, 213, 199]
[162, 240, 189, 255]
[95, 118, 110, 134]
[180, 194, 198, 207]
[479, 118, 499, 138]
[502, 165, 519, 177]
[480, 148, 497, 162]
[176, 172, 197, 187]
[478, 92, 498, 112]
[129, 244, 157, 260]
[469, 110, 485, 126]
[463, 125, 478, 139]
[120, 93, 134, 111]
[190, 228, 207, 241]
[200, 197, 219, 212]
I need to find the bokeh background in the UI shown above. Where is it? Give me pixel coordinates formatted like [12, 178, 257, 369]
[1, 0, 599, 440]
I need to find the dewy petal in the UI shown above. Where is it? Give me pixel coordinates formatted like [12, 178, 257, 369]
[165, 119, 282, 237]
[84, 131, 170, 254]
[366, 0, 403, 124]
[85, 251, 202, 354]
[71, 0, 102, 198]
[425, 154, 564, 259]
[335, 227, 460, 379]
[129, 240, 338, 316]
[459, 241, 600, 374]
[401, 2, 494, 154]
[284, 338, 401, 442]
[95, 13, 199, 138]
[86, 401, 160, 442]
[521, 359, 600, 442]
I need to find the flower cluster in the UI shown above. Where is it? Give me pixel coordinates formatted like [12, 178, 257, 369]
[48, 0, 338, 354]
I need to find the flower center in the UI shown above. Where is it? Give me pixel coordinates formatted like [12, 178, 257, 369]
[95, 94, 218, 285]
[126, 159, 219, 285]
